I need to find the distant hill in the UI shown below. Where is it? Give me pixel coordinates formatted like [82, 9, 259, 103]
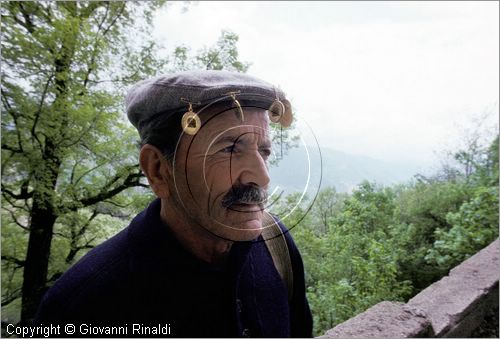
[269, 146, 420, 193]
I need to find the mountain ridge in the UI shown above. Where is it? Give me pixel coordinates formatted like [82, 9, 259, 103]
[269, 146, 421, 193]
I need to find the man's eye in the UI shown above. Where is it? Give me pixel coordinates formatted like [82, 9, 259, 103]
[220, 145, 236, 153]
[260, 148, 271, 158]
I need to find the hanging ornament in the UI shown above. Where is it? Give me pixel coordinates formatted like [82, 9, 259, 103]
[268, 99, 285, 123]
[180, 101, 201, 135]
[228, 91, 244, 122]
[279, 98, 293, 128]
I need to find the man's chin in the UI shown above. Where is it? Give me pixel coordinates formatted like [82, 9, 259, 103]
[204, 205, 264, 241]
[231, 227, 263, 242]
[227, 217, 263, 241]
[213, 216, 263, 242]
[240, 218, 263, 230]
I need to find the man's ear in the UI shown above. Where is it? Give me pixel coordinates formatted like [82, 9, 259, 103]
[139, 144, 172, 199]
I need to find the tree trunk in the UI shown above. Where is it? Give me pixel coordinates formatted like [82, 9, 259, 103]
[20, 17, 74, 321]
[20, 203, 57, 323]
[21, 140, 61, 324]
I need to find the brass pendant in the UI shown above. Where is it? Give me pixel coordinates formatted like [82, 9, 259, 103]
[268, 99, 285, 123]
[280, 98, 293, 127]
[181, 111, 201, 135]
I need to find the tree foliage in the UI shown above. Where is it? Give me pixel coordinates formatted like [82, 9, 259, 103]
[289, 134, 499, 336]
[1, 1, 250, 324]
[170, 30, 251, 72]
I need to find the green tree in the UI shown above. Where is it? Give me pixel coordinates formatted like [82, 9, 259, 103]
[170, 30, 251, 72]
[425, 135, 499, 268]
[390, 180, 470, 290]
[390, 134, 499, 291]
[291, 184, 412, 336]
[425, 185, 498, 267]
[290, 133, 498, 336]
[311, 187, 346, 235]
[1, 1, 250, 323]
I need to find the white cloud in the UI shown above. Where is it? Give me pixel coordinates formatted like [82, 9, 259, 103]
[153, 1, 499, 167]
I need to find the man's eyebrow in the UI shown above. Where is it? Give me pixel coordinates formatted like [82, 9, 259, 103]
[212, 133, 272, 147]
[213, 135, 241, 146]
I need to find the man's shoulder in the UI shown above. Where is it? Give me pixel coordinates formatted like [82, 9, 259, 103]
[65, 227, 131, 286]
[35, 227, 133, 322]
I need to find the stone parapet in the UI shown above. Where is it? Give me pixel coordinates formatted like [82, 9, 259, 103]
[321, 238, 499, 338]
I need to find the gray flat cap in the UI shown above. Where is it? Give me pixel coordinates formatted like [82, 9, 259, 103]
[125, 70, 292, 134]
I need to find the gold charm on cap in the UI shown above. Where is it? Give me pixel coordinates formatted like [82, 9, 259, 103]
[181, 101, 201, 135]
[280, 98, 293, 127]
[268, 99, 285, 123]
[228, 91, 244, 122]
[269, 88, 293, 127]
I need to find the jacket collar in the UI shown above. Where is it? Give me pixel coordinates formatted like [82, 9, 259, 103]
[126, 198, 254, 277]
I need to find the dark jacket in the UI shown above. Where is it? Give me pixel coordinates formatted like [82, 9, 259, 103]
[34, 199, 313, 337]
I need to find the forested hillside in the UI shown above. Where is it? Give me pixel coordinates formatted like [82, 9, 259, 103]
[282, 135, 499, 336]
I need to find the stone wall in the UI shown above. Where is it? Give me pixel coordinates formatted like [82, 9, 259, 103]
[320, 238, 499, 338]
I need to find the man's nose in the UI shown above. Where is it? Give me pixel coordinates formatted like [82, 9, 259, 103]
[233, 151, 270, 189]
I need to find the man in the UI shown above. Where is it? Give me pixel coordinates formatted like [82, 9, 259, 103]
[34, 70, 313, 337]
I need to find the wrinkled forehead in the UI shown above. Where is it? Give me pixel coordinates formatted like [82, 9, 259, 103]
[197, 105, 271, 145]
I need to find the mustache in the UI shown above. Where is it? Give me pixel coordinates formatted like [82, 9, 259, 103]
[221, 184, 268, 208]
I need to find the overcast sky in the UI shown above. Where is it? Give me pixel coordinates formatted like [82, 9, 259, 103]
[153, 1, 499, 169]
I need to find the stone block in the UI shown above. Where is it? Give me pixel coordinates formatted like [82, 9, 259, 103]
[320, 301, 432, 338]
[319, 239, 500, 338]
[407, 239, 499, 336]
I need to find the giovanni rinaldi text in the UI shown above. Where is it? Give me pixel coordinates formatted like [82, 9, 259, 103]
[6, 323, 172, 337]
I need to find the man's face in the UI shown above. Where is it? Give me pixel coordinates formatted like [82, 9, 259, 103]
[170, 107, 271, 242]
